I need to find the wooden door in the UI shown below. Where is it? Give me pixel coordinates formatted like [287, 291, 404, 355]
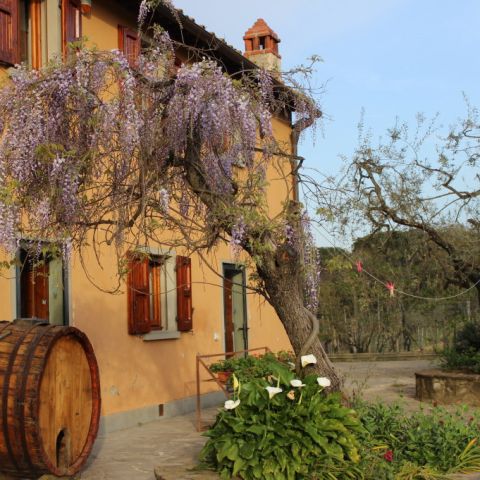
[21, 261, 49, 320]
[223, 277, 234, 354]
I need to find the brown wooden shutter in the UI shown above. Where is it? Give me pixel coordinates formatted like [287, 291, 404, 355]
[176, 256, 192, 332]
[127, 255, 151, 335]
[62, 0, 82, 53]
[29, 0, 43, 69]
[0, 0, 19, 65]
[118, 25, 140, 66]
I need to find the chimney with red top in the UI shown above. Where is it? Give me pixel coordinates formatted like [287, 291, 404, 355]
[243, 19, 281, 72]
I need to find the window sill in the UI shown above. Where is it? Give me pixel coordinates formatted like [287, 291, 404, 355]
[143, 330, 181, 341]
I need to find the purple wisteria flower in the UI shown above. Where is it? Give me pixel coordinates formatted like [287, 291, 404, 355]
[0, 30, 277, 263]
[138, 0, 150, 25]
[166, 60, 272, 195]
[158, 188, 169, 213]
[301, 214, 321, 313]
[285, 223, 296, 246]
[230, 217, 247, 259]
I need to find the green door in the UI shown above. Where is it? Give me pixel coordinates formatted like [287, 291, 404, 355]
[223, 266, 248, 354]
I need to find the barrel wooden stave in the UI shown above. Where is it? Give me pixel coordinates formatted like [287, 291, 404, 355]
[0, 321, 101, 479]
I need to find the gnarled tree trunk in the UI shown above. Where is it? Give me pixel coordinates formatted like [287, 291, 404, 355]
[258, 245, 342, 392]
[184, 135, 341, 392]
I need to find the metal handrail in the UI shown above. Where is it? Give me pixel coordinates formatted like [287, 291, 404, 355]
[195, 347, 270, 431]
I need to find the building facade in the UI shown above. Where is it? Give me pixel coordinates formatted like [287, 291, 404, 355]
[0, 0, 295, 431]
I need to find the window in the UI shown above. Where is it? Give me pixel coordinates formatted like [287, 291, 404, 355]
[1, 0, 71, 67]
[127, 252, 192, 336]
[19, 0, 47, 69]
[62, 0, 81, 53]
[118, 25, 140, 66]
[16, 245, 68, 325]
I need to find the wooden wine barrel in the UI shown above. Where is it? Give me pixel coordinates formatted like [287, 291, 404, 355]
[0, 320, 101, 479]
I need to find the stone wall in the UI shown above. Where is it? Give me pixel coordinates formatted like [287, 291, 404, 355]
[416, 369, 480, 406]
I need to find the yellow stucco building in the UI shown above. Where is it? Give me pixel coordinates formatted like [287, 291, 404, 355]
[0, 0, 295, 431]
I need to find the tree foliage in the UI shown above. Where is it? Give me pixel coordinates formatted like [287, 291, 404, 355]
[318, 230, 478, 353]
[317, 105, 480, 309]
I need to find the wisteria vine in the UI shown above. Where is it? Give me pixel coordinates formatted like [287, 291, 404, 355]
[0, 22, 321, 311]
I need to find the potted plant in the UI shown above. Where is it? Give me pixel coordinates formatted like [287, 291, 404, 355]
[209, 358, 236, 384]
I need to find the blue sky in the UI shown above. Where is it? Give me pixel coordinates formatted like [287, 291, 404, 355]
[172, 1, 479, 246]
[173, 0, 480, 176]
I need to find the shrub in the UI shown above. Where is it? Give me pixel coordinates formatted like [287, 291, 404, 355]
[440, 322, 480, 373]
[200, 374, 363, 480]
[455, 322, 480, 353]
[209, 352, 295, 383]
[355, 401, 480, 477]
[202, 352, 480, 479]
[440, 348, 480, 373]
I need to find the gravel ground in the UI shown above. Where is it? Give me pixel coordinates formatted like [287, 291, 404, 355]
[337, 358, 438, 408]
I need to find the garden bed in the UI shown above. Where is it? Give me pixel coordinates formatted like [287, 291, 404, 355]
[416, 369, 480, 406]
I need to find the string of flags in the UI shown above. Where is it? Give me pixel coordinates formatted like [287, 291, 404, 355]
[311, 221, 480, 302]
[355, 259, 395, 297]
[350, 251, 478, 301]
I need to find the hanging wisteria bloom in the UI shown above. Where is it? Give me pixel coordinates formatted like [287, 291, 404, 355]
[166, 59, 271, 195]
[0, 29, 279, 262]
[158, 188, 169, 214]
[230, 217, 247, 259]
[138, 0, 177, 27]
[302, 214, 321, 313]
[0, 7, 334, 388]
[284, 223, 296, 246]
[138, 0, 150, 25]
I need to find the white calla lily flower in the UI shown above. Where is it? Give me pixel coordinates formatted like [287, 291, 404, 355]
[265, 386, 283, 399]
[224, 399, 241, 410]
[301, 354, 317, 368]
[290, 379, 306, 388]
[317, 377, 331, 388]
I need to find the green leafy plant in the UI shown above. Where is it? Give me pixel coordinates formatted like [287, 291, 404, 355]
[209, 358, 240, 374]
[209, 352, 295, 383]
[355, 401, 480, 477]
[441, 349, 480, 373]
[203, 353, 480, 479]
[440, 322, 480, 373]
[200, 373, 363, 480]
[455, 323, 480, 353]
[440, 348, 480, 373]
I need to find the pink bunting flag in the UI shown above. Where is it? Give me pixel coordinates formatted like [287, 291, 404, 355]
[356, 260, 363, 273]
[386, 282, 395, 297]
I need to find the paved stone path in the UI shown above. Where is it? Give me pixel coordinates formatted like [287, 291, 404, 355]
[80, 358, 480, 480]
[79, 411, 218, 480]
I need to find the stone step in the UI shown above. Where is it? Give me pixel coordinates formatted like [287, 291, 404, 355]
[154, 466, 222, 480]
